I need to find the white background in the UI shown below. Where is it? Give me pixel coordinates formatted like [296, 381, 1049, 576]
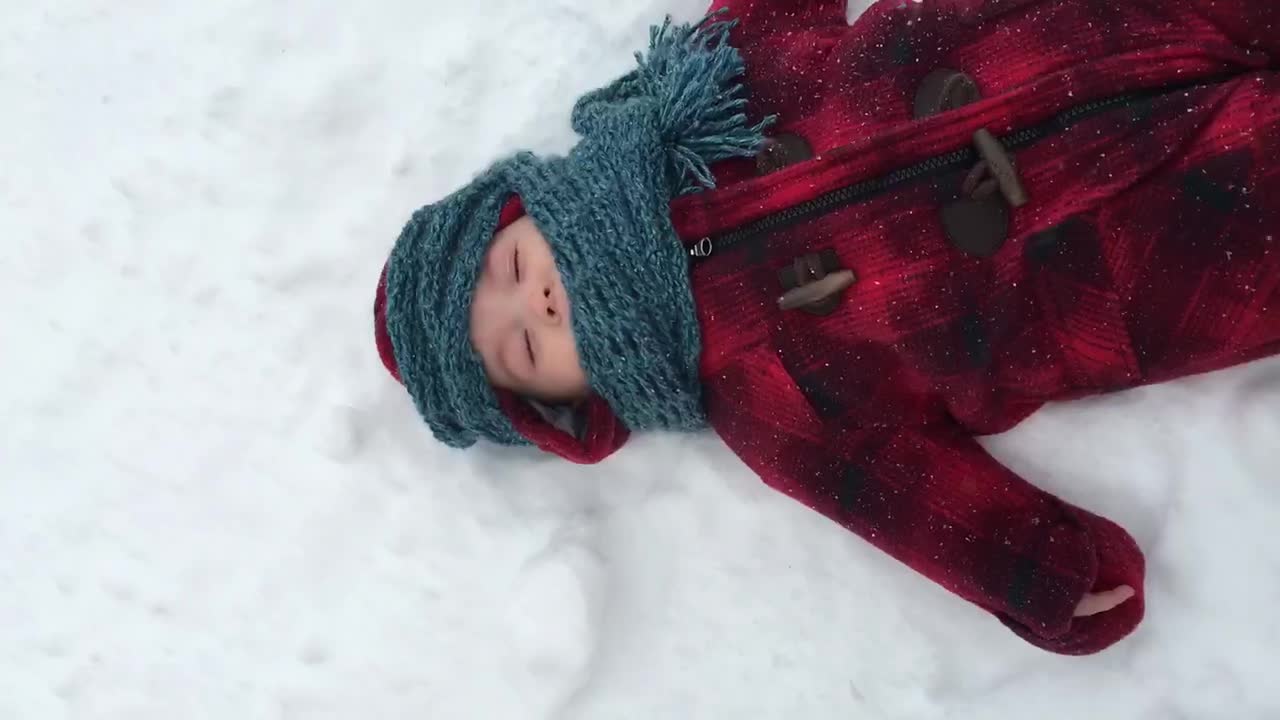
[4, 1, 1280, 718]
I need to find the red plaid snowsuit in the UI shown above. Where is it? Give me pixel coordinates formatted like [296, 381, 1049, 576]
[377, 0, 1280, 654]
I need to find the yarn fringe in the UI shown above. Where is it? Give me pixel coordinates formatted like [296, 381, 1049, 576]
[636, 10, 775, 194]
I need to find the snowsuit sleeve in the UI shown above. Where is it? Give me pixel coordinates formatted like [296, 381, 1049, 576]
[704, 347, 1145, 655]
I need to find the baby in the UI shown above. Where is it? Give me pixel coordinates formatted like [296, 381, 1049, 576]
[375, 0, 1280, 655]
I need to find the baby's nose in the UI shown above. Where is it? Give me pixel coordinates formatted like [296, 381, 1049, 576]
[530, 284, 562, 326]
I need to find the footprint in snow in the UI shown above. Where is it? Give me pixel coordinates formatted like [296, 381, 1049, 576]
[502, 528, 605, 711]
[312, 404, 365, 463]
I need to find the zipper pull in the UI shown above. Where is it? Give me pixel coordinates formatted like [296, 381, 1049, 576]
[688, 237, 713, 259]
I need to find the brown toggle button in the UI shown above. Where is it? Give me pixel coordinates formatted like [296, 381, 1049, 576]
[941, 130, 1029, 258]
[914, 69, 981, 119]
[914, 68, 1028, 258]
[972, 129, 1028, 208]
[756, 133, 814, 176]
[940, 196, 1009, 259]
[779, 271, 856, 312]
[777, 248, 855, 315]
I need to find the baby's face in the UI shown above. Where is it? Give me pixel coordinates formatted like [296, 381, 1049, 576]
[469, 217, 588, 403]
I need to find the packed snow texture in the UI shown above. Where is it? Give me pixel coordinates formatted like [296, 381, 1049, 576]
[4, 1, 1280, 718]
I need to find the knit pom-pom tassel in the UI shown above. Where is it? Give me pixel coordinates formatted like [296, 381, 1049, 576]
[636, 10, 775, 194]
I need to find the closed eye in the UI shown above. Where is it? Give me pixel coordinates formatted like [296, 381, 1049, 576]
[513, 246, 521, 283]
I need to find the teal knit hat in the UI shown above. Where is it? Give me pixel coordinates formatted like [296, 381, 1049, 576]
[384, 12, 771, 449]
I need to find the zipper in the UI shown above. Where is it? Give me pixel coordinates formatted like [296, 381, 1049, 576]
[688, 78, 1224, 261]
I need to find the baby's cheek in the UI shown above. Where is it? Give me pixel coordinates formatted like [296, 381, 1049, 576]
[468, 285, 498, 346]
[550, 330, 590, 392]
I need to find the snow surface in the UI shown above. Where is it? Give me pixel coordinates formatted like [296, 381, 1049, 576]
[4, 1, 1280, 718]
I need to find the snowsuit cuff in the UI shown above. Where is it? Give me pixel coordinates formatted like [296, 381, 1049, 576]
[1000, 509, 1145, 655]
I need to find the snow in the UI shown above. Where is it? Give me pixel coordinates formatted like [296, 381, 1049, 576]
[3, 0, 1279, 718]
